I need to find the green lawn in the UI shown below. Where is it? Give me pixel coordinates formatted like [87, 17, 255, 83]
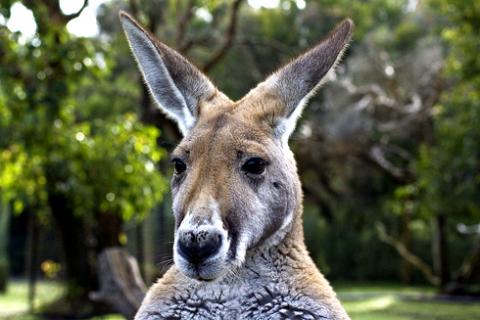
[336, 283, 480, 320]
[0, 280, 63, 319]
[0, 280, 119, 320]
[1, 281, 479, 319]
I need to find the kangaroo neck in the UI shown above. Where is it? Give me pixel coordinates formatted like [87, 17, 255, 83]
[234, 206, 307, 280]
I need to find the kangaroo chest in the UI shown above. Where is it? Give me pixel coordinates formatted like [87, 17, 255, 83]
[140, 279, 332, 320]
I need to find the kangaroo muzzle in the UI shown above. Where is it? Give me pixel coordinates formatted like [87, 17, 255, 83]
[173, 202, 230, 281]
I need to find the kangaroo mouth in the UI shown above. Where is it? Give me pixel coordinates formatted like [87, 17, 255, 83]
[175, 254, 227, 281]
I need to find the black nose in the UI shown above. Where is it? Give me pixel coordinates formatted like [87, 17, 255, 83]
[177, 229, 222, 264]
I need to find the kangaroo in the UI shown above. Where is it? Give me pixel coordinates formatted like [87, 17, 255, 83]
[120, 11, 353, 320]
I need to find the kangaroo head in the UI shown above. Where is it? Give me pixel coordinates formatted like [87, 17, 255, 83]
[120, 12, 353, 281]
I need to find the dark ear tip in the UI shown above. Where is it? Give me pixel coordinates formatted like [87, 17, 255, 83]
[118, 11, 146, 34]
[339, 18, 355, 35]
[330, 18, 354, 43]
[343, 18, 355, 29]
[118, 10, 128, 19]
[118, 10, 134, 24]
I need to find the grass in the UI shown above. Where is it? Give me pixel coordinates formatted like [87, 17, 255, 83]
[0, 280, 120, 320]
[335, 283, 480, 320]
[0, 280, 63, 319]
[1, 281, 479, 319]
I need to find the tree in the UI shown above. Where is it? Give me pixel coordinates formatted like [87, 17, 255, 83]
[376, 0, 480, 293]
[0, 1, 167, 315]
[415, 0, 480, 292]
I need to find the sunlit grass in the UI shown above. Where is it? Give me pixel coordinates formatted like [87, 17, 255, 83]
[335, 282, 435, 294]
[336, 283, 480, 320]
[345, 295, 396, 313]
[0, 280, 64, 318]
[0, 280, 123, 320]
[344, 297, 480, 320]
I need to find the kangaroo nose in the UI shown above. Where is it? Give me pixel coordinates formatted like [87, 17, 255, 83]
[177, 229, 222, 264]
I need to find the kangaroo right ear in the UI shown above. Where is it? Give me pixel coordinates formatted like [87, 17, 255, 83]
[239, 19, 353, 144]
[119, 11, 229, 135]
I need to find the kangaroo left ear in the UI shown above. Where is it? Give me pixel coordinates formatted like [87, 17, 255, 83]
[240, 19, 354, 143]
[119, 11, 231, 136]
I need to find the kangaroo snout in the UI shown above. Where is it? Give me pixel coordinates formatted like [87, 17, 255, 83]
[173, 199, 231, 280]
[177, 228, 222, 264]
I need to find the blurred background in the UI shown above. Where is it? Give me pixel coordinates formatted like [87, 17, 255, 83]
[0, 0, 479, 319]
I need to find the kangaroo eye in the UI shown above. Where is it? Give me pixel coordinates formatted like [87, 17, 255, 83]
[242, 157, 267, 175]
[172, 158, 187, 174]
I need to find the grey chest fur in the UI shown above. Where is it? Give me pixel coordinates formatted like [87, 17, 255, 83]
[139, 282, 332, 320]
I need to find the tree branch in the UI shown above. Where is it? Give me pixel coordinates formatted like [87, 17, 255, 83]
[179, 4, 226, 55]
[453, 235, 480, 284]
[175, 0, 196, 48]
[368, 146, 405, 180]
[64, 0, 90, 21]
[376, 223, 440, 286]
[178, 35, 210, 54]
[202, 0, 245, 73]
[26, 0, 89, 30]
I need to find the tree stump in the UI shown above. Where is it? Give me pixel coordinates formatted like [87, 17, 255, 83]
[91, 247, 147, 319]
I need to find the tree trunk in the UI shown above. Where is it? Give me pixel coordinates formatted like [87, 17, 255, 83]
[91, 247, 146, 319]
[456, 241, 480, 284]
[400, 208, 412, 283]
[432, 214, 450, 291]
[26, 209, 40, 312]
[97, 211, 123, 250]
[46, 192, 123, 317]
[48, 190, 96, 305]
[135, 221, 145, 278]
[0, 200, 10, 293]
[444, 235, 480, 295]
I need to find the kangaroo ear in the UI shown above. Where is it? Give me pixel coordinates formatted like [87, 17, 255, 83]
[241, 19, 354, 143]
[119, 12, 228, 135]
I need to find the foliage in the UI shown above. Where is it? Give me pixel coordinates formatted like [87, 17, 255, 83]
[0, 1, 168, 221]
[0, 1, 168, 308]
[379, 0, 480, 289]
[415, 0, 480, 223]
